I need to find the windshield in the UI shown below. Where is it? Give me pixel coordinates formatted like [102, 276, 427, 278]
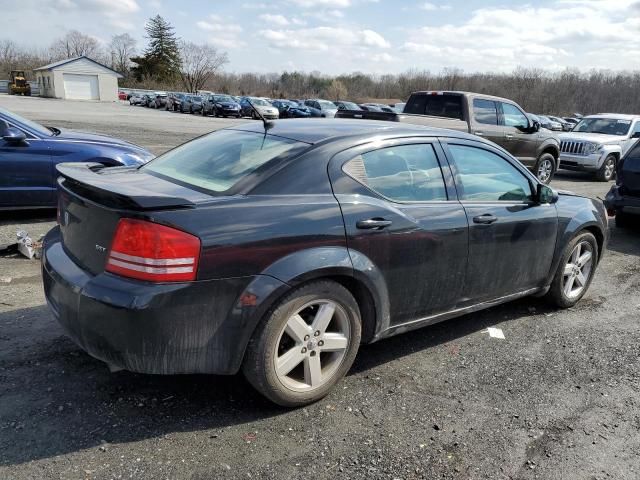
[318, 100, 336, 110]
[191, 96, 203, 102]
[249, 98, 269, 106]
[340, 102, 361, 110]
[0, 107, 53, 137]
[142, 130, 309, 193]
[573, 118, 631, 136]
[214, 95, 234, 102]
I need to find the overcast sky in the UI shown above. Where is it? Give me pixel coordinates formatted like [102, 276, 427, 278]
[2, 0, 639, 74]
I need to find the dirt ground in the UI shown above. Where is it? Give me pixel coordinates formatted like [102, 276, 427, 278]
[0, 95, 639, 480]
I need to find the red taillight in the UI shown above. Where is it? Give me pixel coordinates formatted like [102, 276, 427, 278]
[105, 219, 200, 282]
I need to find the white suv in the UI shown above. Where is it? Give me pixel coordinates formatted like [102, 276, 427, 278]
[559, 114, 640, 181]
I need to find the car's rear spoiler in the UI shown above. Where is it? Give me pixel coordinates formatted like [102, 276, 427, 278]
[56, 162, 197, 210]
[335, 110, 400, 122]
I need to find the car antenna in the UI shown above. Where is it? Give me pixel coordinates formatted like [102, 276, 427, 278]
[246, 98, 274, 132]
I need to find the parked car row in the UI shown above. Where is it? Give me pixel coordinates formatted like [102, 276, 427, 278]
[124, 89, 408, 121]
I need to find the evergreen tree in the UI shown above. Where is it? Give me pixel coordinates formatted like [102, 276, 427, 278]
[131, 15, 181, 83]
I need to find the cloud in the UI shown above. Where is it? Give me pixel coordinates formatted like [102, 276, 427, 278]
[401, 1, 640, 71]
[259, 13, 290, 26]
[258, 26, 389, 51]
[197, 15, 245, 49]
[54, 0, 140, 29]
[420, 2, 451, 10]
[287, 0, 351, 7]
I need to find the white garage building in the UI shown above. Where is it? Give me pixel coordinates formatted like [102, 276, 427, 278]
[34, 56, 122, 101]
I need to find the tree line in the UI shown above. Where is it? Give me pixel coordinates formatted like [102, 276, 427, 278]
[1, 14, 640, 116]
[0, 15, 228, 94]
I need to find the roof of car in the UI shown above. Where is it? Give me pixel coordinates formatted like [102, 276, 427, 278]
[588, 114, 640, 120]
[228, 118, 483, 144]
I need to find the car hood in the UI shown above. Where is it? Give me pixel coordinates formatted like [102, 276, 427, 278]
[52, 128, 153, 158]
[559, 132, 625, 144]
[257, 106, 278, 114]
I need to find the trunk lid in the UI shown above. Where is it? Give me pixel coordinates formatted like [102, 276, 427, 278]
[57, 163, 210, 275]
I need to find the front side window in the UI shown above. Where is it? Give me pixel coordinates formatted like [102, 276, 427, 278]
[448, 145, 533, 202]
[344, 144, 447, 202]
[501, 103, 529, 128]
[473, 99, 498, 125]
[143, 130, 309, 193]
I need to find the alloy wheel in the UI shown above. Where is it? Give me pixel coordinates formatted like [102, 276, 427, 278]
[537, 159, 554, 184]
[603, 157, 615, 181]
[274, 300, 350, 392]
[562, 241, 594, 300]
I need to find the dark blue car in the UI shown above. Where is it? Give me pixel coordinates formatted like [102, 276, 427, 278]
[0, 107, 154, 209]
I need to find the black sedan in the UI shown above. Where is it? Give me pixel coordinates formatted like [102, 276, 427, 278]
[43, 120, 607, 406]
[272, 99, 312, 118]
[202, 94, 242, 117]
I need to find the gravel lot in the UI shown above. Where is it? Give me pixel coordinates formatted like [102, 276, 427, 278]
[1, 95, 639, 480]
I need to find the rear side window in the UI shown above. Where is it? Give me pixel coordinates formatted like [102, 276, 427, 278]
[344, 144, 447, 202]
[143, 130, 308, 193]
[473, 99, 498, 125]
[405, 94, 464, 120]
[448, 145, 533, 202]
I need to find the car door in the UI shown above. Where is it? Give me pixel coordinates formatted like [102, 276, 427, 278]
[0, 121, 53, 208]
[499, 102, 539, 167]
[470, 98, 506, 149]
[442, 139, 558, 303]
[329, 138, 469, 325]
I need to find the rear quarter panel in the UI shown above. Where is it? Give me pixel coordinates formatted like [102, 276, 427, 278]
[545, 194, 608, 285]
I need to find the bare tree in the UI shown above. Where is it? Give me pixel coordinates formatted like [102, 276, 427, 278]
[50, 30, 100, 60]
[179, 41, 228, 93]
[325, 79, 347, 101]
[109, 33, 136, 76]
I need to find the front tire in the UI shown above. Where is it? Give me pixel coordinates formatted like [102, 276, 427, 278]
[243, 280, 362, 407]
[534, 153, 556, 184]
[547, 232, 598, 308]
[596, 154, 617, 182]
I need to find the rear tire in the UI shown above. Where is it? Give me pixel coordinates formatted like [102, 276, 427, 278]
[534, 153, 556, 184]
[546, 231, 598, 308]
[596, 154, 617, 182]
[243, 280, 361, 407]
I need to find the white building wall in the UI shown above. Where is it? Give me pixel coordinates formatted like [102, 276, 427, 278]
[35, 57, 121, 101]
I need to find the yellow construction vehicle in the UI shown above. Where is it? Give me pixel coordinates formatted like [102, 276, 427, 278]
[9, 70, 31, 96]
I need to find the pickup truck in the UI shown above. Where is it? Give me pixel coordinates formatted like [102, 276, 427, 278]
[558, 114, 640, 181]
[335, 91, 561, 184]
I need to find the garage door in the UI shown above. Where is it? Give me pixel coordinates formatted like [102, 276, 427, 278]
[63, 74, 99, 100]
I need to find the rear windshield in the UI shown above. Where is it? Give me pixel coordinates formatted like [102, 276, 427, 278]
[142, 130, 309, 193]
[405, 94, 464, 120]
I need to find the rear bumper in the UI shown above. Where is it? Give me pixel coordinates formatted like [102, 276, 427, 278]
[42, 227, 286, 375]
[604, 185, 640, 215]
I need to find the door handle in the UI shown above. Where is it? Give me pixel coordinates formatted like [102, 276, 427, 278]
[505, 133, 514, 139]
[474, 131, 484, 136]
[356, 218, 392, 230]
[473, 214, 498, 224]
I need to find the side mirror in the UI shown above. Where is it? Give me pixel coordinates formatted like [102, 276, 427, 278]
[631, 131, 640, 139]
[3, 127, 27, 144]
[536, 184, 558, 204]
